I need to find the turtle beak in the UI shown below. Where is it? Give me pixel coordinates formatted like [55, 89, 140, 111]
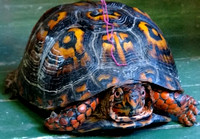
[123, 91, 143, 116]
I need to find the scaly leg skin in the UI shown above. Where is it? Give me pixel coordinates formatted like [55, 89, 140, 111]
[4, 70, 18, 98]
[151, 90, 198, 126]
[44, 97, 99, 132]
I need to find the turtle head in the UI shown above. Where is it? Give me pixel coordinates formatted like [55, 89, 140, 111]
[109, 84, 153, 122]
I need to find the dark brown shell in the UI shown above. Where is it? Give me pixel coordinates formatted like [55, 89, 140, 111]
[15, 1, 182, 109]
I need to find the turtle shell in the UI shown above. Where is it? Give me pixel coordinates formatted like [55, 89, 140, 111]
[16, 1, 182, 109]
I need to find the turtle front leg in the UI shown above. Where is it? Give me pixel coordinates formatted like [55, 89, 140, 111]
[151, 90, 198, 126]
[44, 97, 99, 132]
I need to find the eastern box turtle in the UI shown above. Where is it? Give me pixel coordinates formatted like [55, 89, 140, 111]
[5, 1, 198, 133]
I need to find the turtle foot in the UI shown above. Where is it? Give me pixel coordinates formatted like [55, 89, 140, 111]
[177, 95, 198, 126]
[4, 70, 18, 98]
[44, 97, 99, 132]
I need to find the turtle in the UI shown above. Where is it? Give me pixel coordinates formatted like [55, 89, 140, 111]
[5, 1, 198, 133]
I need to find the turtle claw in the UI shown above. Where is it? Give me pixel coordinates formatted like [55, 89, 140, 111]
[50, 111, 58, 118]
[177, 97, 198, 126]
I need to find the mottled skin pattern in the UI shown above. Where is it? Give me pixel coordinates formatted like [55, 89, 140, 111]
[5, 1, 198, 133]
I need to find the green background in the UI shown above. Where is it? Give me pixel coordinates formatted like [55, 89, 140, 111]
[0, 0, 200, 138]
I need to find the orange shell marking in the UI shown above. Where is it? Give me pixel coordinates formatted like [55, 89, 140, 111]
[36, 29, 48, 41]
[60, 94, 68, 107]
[50, 28, 91, 75]
[102, 32, 134, 64]
[80, 92, 92, 101]
[107, 77, 119, 88]
[97, 74, 111, 81]
[68, 28, 85, 54]
[76, 84, 87, 93]
[48, 12, 67, 30]
[138, 22, 174, 64]
[138, 22, 167, 50]
[133, 7, 151, 19]
[87, 9, 120, 21]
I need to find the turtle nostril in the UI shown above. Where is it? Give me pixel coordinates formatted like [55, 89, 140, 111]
[131, 94, 139, 101]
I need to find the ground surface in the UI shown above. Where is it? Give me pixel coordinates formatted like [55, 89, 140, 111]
[0, 0, 200, 138]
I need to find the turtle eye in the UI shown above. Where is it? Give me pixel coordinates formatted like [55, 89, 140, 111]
[114, 91, 120, 98]
[114, 88, 123, 99]
[141, 90, 146, 98]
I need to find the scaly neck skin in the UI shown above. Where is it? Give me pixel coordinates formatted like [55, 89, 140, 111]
[91, 88, 113, 120]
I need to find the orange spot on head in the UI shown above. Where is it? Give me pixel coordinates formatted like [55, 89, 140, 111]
[48, 12, 67, 30]
[124, 92, 137, 108]
[112, 107, 130, 116]
[76, 84, 87, 93]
